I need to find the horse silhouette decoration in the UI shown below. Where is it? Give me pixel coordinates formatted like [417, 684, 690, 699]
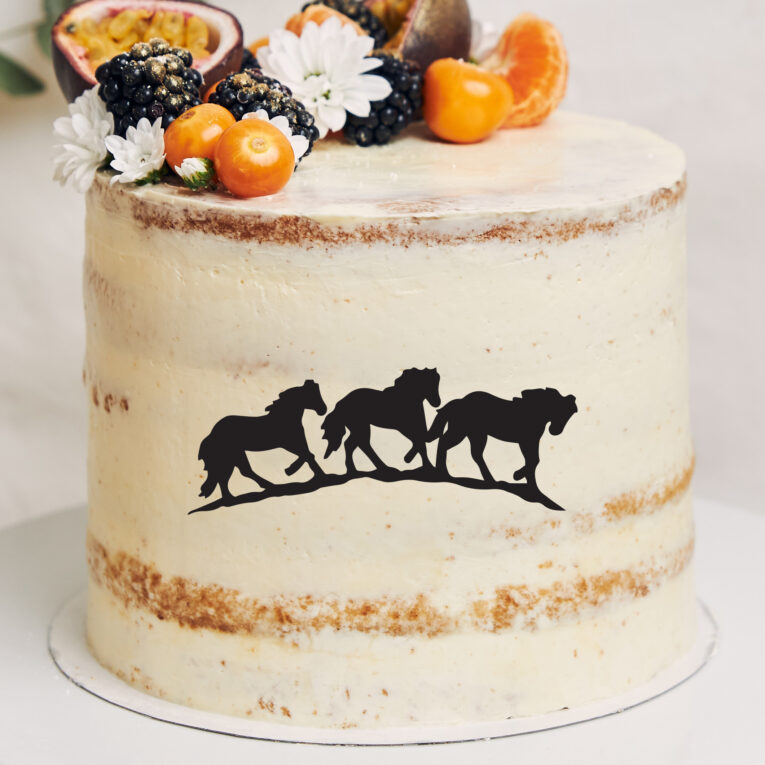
[197, 379, 326, 502]
[322, 367, 441, 473]
[189, 373, 577, 515]
[427, 388, 578, 487]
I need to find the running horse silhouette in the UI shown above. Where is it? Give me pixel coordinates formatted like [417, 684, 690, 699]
[427, 388, 577, 487]
[322, 368, 441, 473]
[197, 380, 327, 502]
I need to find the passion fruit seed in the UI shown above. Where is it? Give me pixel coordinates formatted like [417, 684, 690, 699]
[52, 0, 244, 102]
[62, 11, 212, 71]
[368, 0, 414, 37]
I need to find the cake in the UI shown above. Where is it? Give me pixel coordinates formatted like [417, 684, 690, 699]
[82, 112, 696, 727]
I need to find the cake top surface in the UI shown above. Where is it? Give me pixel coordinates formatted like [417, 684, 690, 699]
[108, 111, 685, 221]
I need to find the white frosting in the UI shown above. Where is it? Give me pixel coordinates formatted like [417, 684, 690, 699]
[83, 112, 695, 727]
[123, 111, 686, 219]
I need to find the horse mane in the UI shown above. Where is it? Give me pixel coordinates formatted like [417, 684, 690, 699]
[520, 387, 562, 404]
[393, 367, 436, 389]
[520, 387, 576, 417]
[265, 385, 305, 414]
[394, 368, 415, 388]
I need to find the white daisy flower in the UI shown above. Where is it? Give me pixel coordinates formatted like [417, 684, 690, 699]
[52, 85, 114, 193]
[258, 17, 392, 138]
[242, 109, 309, 161]
[174, 157, 216, 190]
[105, 117, 166, 185]
[471, 19, 501, 64]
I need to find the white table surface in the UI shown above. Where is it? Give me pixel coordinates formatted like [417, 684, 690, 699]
[1, 498, 763, 764]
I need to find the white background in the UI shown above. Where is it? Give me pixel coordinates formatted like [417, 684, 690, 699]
[0, 0, 763, 530]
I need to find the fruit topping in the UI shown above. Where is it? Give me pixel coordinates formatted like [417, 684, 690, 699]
[164, 102, 235, 172]
[482, 13, 567, 128]
[240, 47, 257, 71]
[423, 57, 513, 144]
[96, 39, 203, 135]
[256, 17, 392, 139]
[286, 4, 366, 37]
[207, 69, 319, 160]
[51, 0, 243, 102]
[366, 0, 471, 72]
[213, 119, 295, 197]
[343, 52, 422, 146]
[302, 1, 388, 47]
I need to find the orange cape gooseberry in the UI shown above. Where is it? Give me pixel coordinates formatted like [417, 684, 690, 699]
[423, 58, 514, 144]
[213, 119, 295, 198]
[164, 103, 235, 172]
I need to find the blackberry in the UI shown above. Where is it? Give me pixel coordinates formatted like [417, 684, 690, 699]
[302, 0, 388, 48]
[343, 53, 423, 147]
[97, 38, 202, 136]
[239, 47, 258, 72]
[207, 69, 319, 161]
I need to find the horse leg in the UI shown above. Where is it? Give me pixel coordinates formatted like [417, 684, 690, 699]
[217, 464, 235, 504]
[286, 452, 325, 478]
[285, 431, 326, 478]
[344, 435, 359, 473]
[305, 453, 326, 477]
[402, 412, 432, 469]
[436, 428, 464, 476]
[235, 454, 273, 490]
[356, 423, 389, 472]
[406, 438, 432, 470]
[403, 436, 432, 469]
[514, 439, 540, 487]
[469, 434, 495, 483]
[285, 455, 305, 476]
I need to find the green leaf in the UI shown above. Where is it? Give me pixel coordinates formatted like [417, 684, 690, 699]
[0, 52, 45, 95]
[36, 20, 52, 59]
[37, 0, 78, 59]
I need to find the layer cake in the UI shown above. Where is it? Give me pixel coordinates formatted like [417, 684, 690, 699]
[83, 111, 695, 727]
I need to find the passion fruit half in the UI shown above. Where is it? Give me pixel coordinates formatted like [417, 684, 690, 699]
[366, 0, 471, 72]
[52, 0, 243, 102]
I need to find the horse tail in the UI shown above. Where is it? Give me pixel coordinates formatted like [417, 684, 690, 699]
[197, 433, 217, 498]
[426, 402, 454, 442]
[321, 406, 347, 458]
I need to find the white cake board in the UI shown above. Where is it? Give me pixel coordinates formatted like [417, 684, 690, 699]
[49, 591, 717, 746]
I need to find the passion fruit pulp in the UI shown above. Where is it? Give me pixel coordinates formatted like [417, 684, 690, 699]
[52, 0, 243, 102]
[366, 0, 471, 72]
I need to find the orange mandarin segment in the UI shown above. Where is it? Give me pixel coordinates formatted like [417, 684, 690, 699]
[483, 13, 568, 128]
